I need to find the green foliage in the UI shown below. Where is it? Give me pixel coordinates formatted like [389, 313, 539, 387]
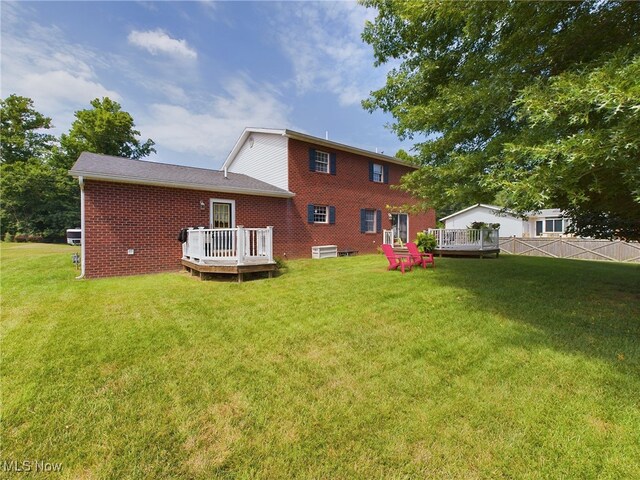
[56, 97, 155, 169]
[415, 231, 436, 252]
[468, 222, 500, 230]
[362, 0, 640, 239]
[0, 159, 79, 240]
[0, 94, 55, 164]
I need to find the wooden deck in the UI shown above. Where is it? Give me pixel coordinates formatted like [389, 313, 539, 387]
[181, 258, 277, 282]
[433, 247, 500, 258]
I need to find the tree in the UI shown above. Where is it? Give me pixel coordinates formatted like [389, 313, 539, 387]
[0, 94, 55, 164]
[56, 97, 155, 169]
[361, 1, 640, 239]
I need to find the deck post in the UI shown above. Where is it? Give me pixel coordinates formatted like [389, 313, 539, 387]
[267, 226, 274, 263]
[236, 225, 245, 265]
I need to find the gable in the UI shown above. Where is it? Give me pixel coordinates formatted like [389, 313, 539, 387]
[224, 131, 288, 190]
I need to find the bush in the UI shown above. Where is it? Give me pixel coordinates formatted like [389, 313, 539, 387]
[468, 221, 500, 230]
[274, 256, 288, 270]
[415, 232, 437, 253]
[3, 232, 13, 242]
[14, 234, 28, 243]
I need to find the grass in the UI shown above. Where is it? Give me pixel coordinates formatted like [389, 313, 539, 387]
[1, 243, 639, 479]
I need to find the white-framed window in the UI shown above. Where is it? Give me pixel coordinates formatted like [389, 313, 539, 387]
[313, 205, 328, 223]
[545, 218, 565, 233]
[372, 163, 384, 183]
[363, 209, 376, 233]
[315, 151, 329, 173]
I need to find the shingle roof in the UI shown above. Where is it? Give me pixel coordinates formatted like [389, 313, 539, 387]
[69, 152, 294, 198]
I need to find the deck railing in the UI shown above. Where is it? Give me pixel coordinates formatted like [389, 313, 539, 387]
[182, 226, 274, 265]
[383, 229, 394, 245]
[427, 228, 500, 250]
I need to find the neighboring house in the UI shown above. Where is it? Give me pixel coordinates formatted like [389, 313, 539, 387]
[440, 204, 572, 238]
[70, 128, 435, 278]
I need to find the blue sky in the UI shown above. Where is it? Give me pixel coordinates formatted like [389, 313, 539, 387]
[1, 1, 413, 169]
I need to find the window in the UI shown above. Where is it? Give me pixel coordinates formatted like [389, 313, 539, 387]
[372, 163, 383, 183]
[308, 204, 336, 224]
[315, 151, 329, 173]
[369, 161, 388, 183]
[545, 218, 564, 233]
[360, 209, 382, 234]
[314, 205, 328, 223]
[309, 149, 336, 175]
[363, 209, 375, 232]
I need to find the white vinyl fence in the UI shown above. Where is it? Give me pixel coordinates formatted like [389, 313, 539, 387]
[499, 237, 640, 263]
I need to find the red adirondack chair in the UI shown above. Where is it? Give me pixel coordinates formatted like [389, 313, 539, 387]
[406, 242, 435, 269]
[382, 244, 413, 274]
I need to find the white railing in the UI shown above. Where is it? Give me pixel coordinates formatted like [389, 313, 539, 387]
[427, 228, 500, 250]
[383, 229, 394, 245]
[182, 226, 274, 265]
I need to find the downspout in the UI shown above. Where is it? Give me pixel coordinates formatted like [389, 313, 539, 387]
[76, 176, 85, 279]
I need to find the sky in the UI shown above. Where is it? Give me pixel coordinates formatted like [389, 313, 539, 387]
[1, 1, 414, 170]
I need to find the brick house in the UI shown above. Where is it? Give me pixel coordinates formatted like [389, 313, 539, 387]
[69, 128, 435, 278]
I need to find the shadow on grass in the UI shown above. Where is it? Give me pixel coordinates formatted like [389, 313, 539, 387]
[433, 256, 640, 376]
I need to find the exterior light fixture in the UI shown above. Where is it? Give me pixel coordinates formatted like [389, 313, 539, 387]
[199, 200, 205, 210]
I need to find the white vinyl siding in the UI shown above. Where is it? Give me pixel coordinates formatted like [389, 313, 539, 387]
[225, 132, 288, 190]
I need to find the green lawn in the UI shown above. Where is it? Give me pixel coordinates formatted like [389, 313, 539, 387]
[1, 243, 639, 479]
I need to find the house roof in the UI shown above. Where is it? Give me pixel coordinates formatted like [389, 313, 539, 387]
[439, 204, 507, 222]
[69, 152, 295, 198]
[440, 203, 566, 222]
[222, 128, 418, 170]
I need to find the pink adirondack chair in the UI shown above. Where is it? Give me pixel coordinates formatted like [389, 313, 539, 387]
[382, 244, 413, 274]
[406, 242, 435, 269]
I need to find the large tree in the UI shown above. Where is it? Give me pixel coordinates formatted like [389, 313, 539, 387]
[55, 97, 155, 169]
[1, 96, 156, 240]
[0, 94, 56, 164]
[361, 0, 640, 239]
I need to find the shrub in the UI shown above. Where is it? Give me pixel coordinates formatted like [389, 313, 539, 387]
[415, 232, 437, 253]
[14, 234, 28, 243]
[274, 256, 288, 270]
[3, 232, 13, 242]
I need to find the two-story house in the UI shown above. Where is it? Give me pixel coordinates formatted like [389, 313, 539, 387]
[70, 128, 435, 278]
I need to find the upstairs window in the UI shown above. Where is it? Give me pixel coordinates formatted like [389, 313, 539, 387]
[315, 151, 329, 173]
[372, 163, 383, 183]
[308, 148, 336, 175]
[369, 161, 389, 184]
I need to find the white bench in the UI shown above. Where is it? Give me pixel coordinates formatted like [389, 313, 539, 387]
[311, 245, 338, 259]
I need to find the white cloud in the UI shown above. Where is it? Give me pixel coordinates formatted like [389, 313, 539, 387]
[128, 29, 197, 60]
[1, 7, 120, 129]
[139, 76, 291, 164]
[271, 1, 381, 106]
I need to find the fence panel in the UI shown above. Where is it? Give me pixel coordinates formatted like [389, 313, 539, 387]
[499, 237, 640, 263]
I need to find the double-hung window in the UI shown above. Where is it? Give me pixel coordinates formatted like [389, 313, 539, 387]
[313, 205, 328, 223]
[372, 163, 383, 183]
[308, 204, 336, 224]
[369, 161, 388, 183]
[314, 151, 329, 173]
[363, 209, 376, 233]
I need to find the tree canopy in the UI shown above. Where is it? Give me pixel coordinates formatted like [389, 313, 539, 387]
[56, 97, 155, 169]
[0, 94, 56, 164]
[361, 0, 640, 239]
[1, 96, 155, 240]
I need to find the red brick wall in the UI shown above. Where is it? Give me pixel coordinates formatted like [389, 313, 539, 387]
[83, 142, 435, 278]
[83, 181, 290, 278]
[285, 138, 436, 256]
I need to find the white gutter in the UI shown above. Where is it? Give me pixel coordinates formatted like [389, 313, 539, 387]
[76, 176, 85, 279]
